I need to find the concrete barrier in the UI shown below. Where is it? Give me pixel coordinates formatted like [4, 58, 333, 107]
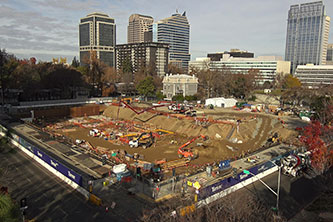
[196, 165, 278, 207]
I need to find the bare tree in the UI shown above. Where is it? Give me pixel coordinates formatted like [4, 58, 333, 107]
[142, 192, 286, 222]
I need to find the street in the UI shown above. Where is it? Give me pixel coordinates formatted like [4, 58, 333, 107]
[0, 146, 131, 222]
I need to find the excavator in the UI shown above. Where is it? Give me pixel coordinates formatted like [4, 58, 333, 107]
[178, 134, 208, 160]
[129, 132, 154, 149]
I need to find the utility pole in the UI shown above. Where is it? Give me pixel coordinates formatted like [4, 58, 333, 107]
[243, 160, 281, 213]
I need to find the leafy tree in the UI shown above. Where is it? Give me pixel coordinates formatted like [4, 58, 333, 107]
[136, 76, 156, 100]
[0, 194, 21, 222]
[299, 121, 333, 175]
[71, 56, 80, 68]
[282, 74, 301, 89]
[156, 91, 165, 100]
[184, 95, 197, 101]
[172, 94, 185, 102]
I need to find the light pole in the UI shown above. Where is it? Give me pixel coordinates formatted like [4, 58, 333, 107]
[243, 160, 281, 213]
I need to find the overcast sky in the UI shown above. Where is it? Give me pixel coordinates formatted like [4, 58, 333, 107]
[1, 0, 333, 63]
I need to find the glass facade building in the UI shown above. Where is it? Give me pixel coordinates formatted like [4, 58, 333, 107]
[79, 12, 116, 67]
[285, 1, 330, 73]
[151, 12, 190, 72]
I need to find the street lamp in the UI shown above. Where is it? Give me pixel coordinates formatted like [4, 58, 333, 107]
[243, 160, 281, 212]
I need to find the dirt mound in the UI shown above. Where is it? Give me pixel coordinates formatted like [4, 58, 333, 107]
[103, 106, 233, 139]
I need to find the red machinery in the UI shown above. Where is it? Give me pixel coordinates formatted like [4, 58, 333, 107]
[117, 100, 168, 118]
[178, 135, 208, 160]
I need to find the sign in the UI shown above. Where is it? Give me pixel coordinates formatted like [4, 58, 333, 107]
[187, 181, 193, 187]
[15, 134, 83, 186]
[193, 181, 201, 189]
[198, 160, 276, 200]
[243, 170, 250, 175]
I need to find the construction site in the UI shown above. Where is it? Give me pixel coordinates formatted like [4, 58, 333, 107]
[28, 101, 299, 180]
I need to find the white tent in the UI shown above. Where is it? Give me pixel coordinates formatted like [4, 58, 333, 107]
[205, 97, 237, 108]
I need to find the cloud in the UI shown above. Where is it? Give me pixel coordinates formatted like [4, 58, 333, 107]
[1, 0, 333, 62]
[30, 0, 99, 11]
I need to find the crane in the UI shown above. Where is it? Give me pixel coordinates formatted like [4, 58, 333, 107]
[178, 135, 208, 160]
[117, 100, 169, 119]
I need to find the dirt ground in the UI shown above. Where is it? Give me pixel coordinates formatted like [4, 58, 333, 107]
[41, 104, 299, 170]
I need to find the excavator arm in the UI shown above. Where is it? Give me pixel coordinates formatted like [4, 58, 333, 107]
[178, 135, 207, 158]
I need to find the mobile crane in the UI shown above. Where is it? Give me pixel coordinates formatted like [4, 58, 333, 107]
[178, 134, 208, 160]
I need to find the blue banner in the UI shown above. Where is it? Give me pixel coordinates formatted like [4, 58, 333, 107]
[198, 161, 275, 200]
[15, 133, 82, 186]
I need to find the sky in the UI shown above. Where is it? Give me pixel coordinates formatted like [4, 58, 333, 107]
[1, 0, 333, 63]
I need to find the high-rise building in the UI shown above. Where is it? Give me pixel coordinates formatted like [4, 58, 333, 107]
[127, 14, 154, 44]
[326, 44, 333, 64]
[151, 11, 190, 72]
[79, 12, 116, 67]
[285, 1, 330, 73]
[116, 42, 169, 76]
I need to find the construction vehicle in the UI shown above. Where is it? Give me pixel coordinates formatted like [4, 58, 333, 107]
[154, 129, 174, 135]
[168, 104, 186, 113]
[178, 135, 208, 160]
[129, 132, 154, 149]
[185, 110, 197, 117]
[89, 129, 101, 137]
[281, 152, 311, 177]
[264, 132, 280, 148]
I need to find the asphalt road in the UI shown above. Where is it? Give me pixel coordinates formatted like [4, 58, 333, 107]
[0, 146, 130, 222]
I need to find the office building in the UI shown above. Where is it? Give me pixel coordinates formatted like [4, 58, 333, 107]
[285, 1, 330, 73]
[326, 44, 333, 65]
[189, 57, 210, 72]
[208, 49, 254, 61]
[295, 64, 333, 87]
[128, 14, 154, 44]
[208, 55, 291, 85]
[116, 42, 169, 76]
[162, 74, 198, 99]
[151, 12, 190, 71]
[79, 12, 116, 67]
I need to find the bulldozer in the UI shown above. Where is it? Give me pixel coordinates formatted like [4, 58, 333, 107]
[264, 132, 280, 148]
